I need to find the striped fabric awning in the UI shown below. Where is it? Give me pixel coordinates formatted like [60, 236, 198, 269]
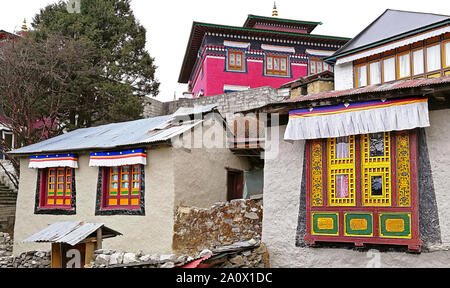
[284, 97, 430, 140]
[29, 154, 78, 169]
[89, 149, 147, 167]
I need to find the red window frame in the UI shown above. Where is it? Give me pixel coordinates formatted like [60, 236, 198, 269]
[101, 165, 142, 210]
[39, 167, 73, 209]
[266, 54, 289, 76]
[304, 130, 422, 251]
[227, 50, 245, 71]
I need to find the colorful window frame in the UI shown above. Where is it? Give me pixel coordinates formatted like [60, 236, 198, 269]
[226, 49, 246, 72]
[304, 130, 422, 250]
[309, 58, 332, 75]
[265, 53, 290, 77]
[35, 168, 76, 215]
[96, 165, 145, 216]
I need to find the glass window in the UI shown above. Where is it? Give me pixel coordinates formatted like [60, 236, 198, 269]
[426, 44, 441, 72]
[356, 64, 367, 87]
[317, 61, 323, 73]
[444, 41, 450, 68]
[369, 133, 385, 157]
[369, 61, 381, 85]
[383, 57, 396, 82]
[371, 176, 383, 196]
[397, 52, 410, 78]
[336, 137, 350, 159]
[310, 61, 316, 74]
[105, 165, 141, 209]
[413, 49, 424, 75]
[228, 50, 245, 71]
[335, 175, 349, 198]
[266, 54, 289, 76]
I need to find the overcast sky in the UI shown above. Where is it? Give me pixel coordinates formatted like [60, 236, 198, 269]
[1, 0, 449, 102]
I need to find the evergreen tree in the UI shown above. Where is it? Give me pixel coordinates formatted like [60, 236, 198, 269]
[32, 0, 160, 128]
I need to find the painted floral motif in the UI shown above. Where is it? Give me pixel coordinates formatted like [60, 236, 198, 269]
[397, 131, 411, 207]
[311, 141, 323, 206]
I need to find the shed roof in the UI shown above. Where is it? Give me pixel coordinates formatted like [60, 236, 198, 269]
[10, 105, 218, 155]
[22, 222, 121, 246]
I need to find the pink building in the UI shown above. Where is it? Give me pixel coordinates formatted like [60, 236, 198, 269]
[178, 14, 350, 97]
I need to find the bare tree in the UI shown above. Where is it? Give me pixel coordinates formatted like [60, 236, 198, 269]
[0, 32, 96, 178]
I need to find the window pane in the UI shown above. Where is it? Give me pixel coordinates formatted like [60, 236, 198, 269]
[236, 53, 242, 66]
[369, 133, 384, 157]
[426, 44, 441, 72]
[267, 57, 273, 70]
[413, 49, 424, 75]
[336, 137, 349, 159]
[121, 174, 129, 181]
[111, 167, 119, 174]
[371, 176, 383, 196]
[317, 61, 323, 73]
[445, 42, 450, 67]
[357, 65, 367, 87]
[383, 57, 395, 82]
[310, 61, 316, 74]
[274, 58, 280, 70]
[111, 174, 118, 181]
[335, 175, 349, 198]
[229, 53, 235, 66]
[369, 61, 381, 85]
[280, 58, 287, 72]
[398, 53, 410, 78]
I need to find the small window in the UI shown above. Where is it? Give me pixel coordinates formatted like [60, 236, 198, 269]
[355, 64, 367, 87]
[227, 50, 245, 71]
[426, 44, 441, 72]
[369, 61, 381, 85]
[266, 54, 289, 76]
[96, 164, 145, 215]
[413, 48, 424, 75]
[397, 51, 410, 79]
[383, 57, 396, 82]
[35, 167, 76, 215]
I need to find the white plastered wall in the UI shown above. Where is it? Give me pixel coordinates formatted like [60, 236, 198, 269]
[13, 147, 175, 255]
[334, 61, 354, 91]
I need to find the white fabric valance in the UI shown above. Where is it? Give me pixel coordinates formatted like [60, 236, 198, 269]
[223, 40, 250, 49]
[29, 154, 78, 169]
[261, 44, 295, 53]
[89, 149, 147, 167]
[284, 97, 430, 140]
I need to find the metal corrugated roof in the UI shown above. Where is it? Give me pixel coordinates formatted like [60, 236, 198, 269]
[10, 105, 217, 155]
[286, 75, 450, 103]
[22, 222, 121, 246]
[172, 104, 218, 117]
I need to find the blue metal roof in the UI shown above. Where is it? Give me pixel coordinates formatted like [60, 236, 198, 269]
[10, 105, 218, 155]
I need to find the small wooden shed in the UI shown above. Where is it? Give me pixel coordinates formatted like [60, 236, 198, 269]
[22, 221, 121, 268]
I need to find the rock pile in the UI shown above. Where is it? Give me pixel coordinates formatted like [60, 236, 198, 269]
[0, 232, 51, 268]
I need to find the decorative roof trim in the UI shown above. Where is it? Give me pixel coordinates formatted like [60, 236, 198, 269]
[336, 25, 450, 65]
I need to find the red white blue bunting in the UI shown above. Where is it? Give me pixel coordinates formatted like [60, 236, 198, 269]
[29, 154, 78, 169]
[89, 149, 147, 167]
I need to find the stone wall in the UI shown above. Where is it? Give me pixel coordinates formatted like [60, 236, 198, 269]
[173, 198, 263, 256]
[143, 86, 287, 118]
[0, 232, 51, 268]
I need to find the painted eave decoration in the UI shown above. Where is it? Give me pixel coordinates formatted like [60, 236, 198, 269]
[178, 21, 350, 83]
[89, 149, 147, 167]
[29, 154, 78, 169]
[284, 97, 430, 140]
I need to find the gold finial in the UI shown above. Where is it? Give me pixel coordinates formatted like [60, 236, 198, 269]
[272, 2, 278, 17]
[21, 19, 27, 32]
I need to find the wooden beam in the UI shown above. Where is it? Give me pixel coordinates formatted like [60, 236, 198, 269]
[96, 228, 102, 250]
